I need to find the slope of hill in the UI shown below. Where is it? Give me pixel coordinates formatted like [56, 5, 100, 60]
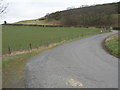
[14, 18, 60, 25]
[15, 2, 119, 27]
[14, 17, 61, 25]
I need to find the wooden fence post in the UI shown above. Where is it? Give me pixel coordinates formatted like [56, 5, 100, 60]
[8, 46, 11, 55]
[29, 43, 32, 50]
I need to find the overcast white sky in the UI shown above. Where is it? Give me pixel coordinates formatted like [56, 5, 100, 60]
[0, 0, 119, 24]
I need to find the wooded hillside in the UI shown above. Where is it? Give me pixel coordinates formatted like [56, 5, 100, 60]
[46, 2, 119, 27]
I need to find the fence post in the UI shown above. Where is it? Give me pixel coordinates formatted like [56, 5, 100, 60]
[8, 46, 11, 55]
[29, 43, 32, 50]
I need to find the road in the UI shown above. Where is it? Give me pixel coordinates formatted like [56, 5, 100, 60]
[25, 31, 118, 88]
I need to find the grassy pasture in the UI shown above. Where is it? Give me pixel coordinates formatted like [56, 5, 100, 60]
[3, 25, 106, 54]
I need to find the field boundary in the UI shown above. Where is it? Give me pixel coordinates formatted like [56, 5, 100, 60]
[2, 24, 64, 27]
[3, 43, 60, 57]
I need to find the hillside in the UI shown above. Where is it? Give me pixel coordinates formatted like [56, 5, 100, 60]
[15, 2, 119, 27]
[14, 18, 59, 25]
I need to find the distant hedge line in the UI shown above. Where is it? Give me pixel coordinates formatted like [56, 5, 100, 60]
[113, 27, 120, 30]
[2, 24, 64, 27]
[2, 24, 120, 31]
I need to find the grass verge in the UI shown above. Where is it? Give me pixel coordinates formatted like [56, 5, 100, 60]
[3, 44, 58, 88]
[104, 33, 120, 58]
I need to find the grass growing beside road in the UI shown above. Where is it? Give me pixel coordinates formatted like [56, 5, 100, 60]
[105, 33, 119, 58]
[3, 25, 109, 88]
[3, 46, 54, 88]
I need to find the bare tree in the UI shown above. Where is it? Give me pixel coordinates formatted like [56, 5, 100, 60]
[0, 0, 8, 15]
[66, 6, 75, 10]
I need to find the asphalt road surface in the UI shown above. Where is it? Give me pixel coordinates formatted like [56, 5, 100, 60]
[25, 31, 118, 88]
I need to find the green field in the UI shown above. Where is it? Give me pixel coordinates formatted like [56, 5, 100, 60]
[3, 25, 107, 54]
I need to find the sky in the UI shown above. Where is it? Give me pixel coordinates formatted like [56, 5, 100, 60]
[0, 0, 119, 24]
